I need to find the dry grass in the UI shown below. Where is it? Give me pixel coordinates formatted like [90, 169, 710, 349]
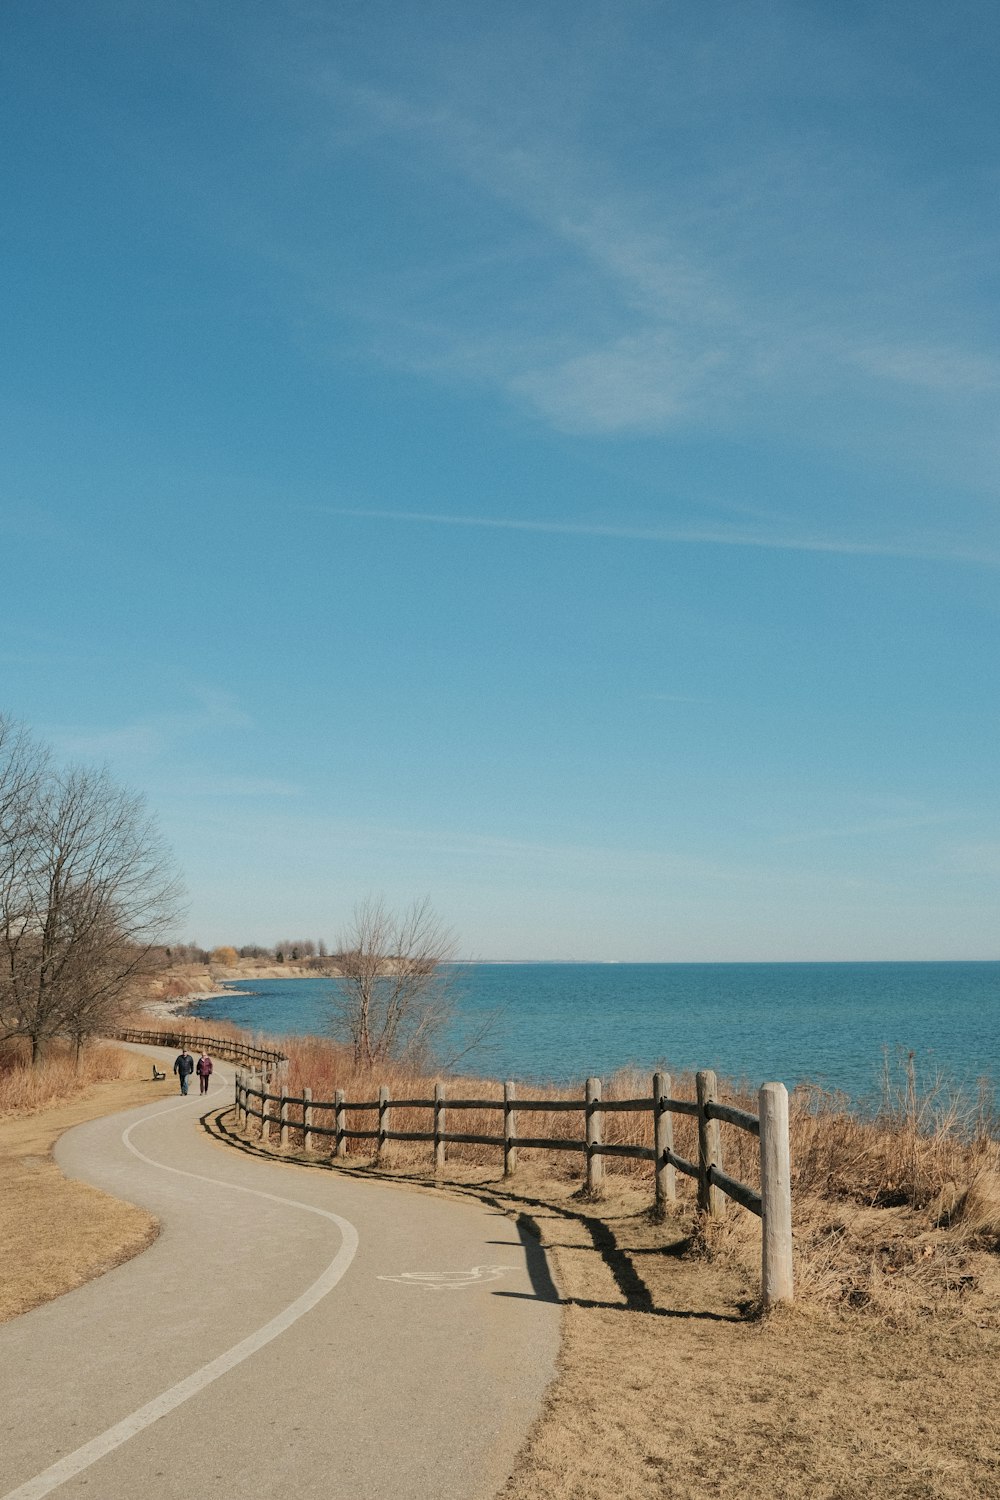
[0, 1037, 153, 1117]
[499, 1204, 1000, 1500]
[120, 1010, 271, 1050]
[0, 1053, 163, 1322]
[205, 1028, 1000, 1497]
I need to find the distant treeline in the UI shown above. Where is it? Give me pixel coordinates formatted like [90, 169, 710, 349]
[161, 939, 333, 966]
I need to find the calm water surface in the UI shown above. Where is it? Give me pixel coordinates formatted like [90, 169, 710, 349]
[187, 961, 1000, 1102]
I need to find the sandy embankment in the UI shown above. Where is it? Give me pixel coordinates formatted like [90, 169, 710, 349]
[139, 961, 336, 1018]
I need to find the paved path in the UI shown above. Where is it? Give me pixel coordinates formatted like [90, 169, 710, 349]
[0, 1048, 559, 1500]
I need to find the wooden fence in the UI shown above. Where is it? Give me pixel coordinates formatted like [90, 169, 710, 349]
[109, 1026, 287, 1072]
[235, 1066, 794, 1308]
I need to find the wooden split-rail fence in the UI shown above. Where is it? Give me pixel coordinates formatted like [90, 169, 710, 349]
[235, 1066, 794, 1308]
[110, 1026, 287, 1072]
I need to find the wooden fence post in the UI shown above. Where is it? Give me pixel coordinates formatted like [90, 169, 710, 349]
[259, 1072, 270, 1144]
[378, 1086, 390, 1162]
[303, 1087, 313, 1152]
[759, 1082, 794, 1307]
[586, 1077, 604, 1195]
[696, 1070, 725, 1218]
[653, 1071, 676, 1210]
[504, 1081, 518, 1178]
[334, 1089, 346, 1159]
[279, 1089, 289, 1148]
[434, 1083, 446, 1172]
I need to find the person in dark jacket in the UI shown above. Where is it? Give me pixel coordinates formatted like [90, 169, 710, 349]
[196, 1052, 213, 1095]
[173, 1049, 195, 1095]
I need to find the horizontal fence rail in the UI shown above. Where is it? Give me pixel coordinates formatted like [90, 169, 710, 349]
[109, 1026, 287, 1071]
[234, 1064, 793, 1308]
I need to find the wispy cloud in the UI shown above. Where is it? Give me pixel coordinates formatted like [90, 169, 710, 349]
[511, 330, 730, 433]
[172, 775, 301, 799]
[777, 813, 962, 845]
[317, 67, 1000, 457]
[323, 506, 1000, 568]
[47, 689, 252, 762]
[850, 342, 1000, 396]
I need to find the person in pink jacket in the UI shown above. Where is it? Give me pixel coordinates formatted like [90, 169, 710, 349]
[195, 1052, 213, 1095]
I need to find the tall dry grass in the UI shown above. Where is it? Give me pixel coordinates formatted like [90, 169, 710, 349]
[120, 1011, 257, 1047]
[0, 1039, 148, 1117]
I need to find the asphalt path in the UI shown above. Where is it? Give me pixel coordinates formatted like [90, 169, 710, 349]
[0, 1046, 559, 1500]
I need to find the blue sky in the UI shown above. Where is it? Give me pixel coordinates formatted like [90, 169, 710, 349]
[3, 1, 998, 959]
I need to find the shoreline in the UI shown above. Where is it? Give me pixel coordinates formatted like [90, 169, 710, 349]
[139, 966, 334, 1021]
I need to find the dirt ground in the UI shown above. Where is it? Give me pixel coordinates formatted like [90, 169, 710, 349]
[213, 1114, 1000, 1500]
[0, 1076, 162, 1323]
[496, 1184, 1000, 1500]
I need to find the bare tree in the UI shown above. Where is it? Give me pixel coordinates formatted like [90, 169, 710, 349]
[275, 937, 316, 961]
[0, 716, 47, 1051]
[0, 750, 184, 1064]
[329, 896, 462, 1069]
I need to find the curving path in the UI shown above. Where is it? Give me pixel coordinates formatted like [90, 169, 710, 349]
[0, 1047, 559, 1500]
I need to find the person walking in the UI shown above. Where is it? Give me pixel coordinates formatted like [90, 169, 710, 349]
[173, 1048, 195, 1095]
[196, 1052, 213, 1095]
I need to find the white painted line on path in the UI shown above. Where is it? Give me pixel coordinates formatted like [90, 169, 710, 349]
[3, 1079, 359, 1500]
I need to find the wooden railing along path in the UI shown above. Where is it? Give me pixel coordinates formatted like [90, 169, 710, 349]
[110, 1025, 287, 1072]
[235, 1067, 794, 1308]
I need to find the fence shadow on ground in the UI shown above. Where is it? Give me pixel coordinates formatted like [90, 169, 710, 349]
[203, 1104, 749, 1325]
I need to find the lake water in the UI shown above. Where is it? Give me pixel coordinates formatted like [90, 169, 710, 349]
[187, 960, 1000, 1104]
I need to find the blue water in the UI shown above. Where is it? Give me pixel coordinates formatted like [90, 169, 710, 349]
[187, 961, 1000, 1103]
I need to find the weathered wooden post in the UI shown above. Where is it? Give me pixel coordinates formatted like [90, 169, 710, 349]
[303, 1087, 313, 1152]
[696, 1070, 725, 1218]
[653, 1072, 676, 1210]
[759, 1082, 794, 1307]
[434, 1083, 446, 1172]
[279, 1088, 289, 1148]
[586, 1077, 604, 1196]
[377, 1086, 390, 1162]
[259, 1071, 270, 1144]
[504, 1081, 518, 1178]
[334, 1088, 347, 1159]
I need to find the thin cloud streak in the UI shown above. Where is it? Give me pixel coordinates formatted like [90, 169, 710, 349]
[326, 507, 1000, 568]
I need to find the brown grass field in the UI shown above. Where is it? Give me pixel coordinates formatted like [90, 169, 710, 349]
[0, 1041, 162, 1323]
